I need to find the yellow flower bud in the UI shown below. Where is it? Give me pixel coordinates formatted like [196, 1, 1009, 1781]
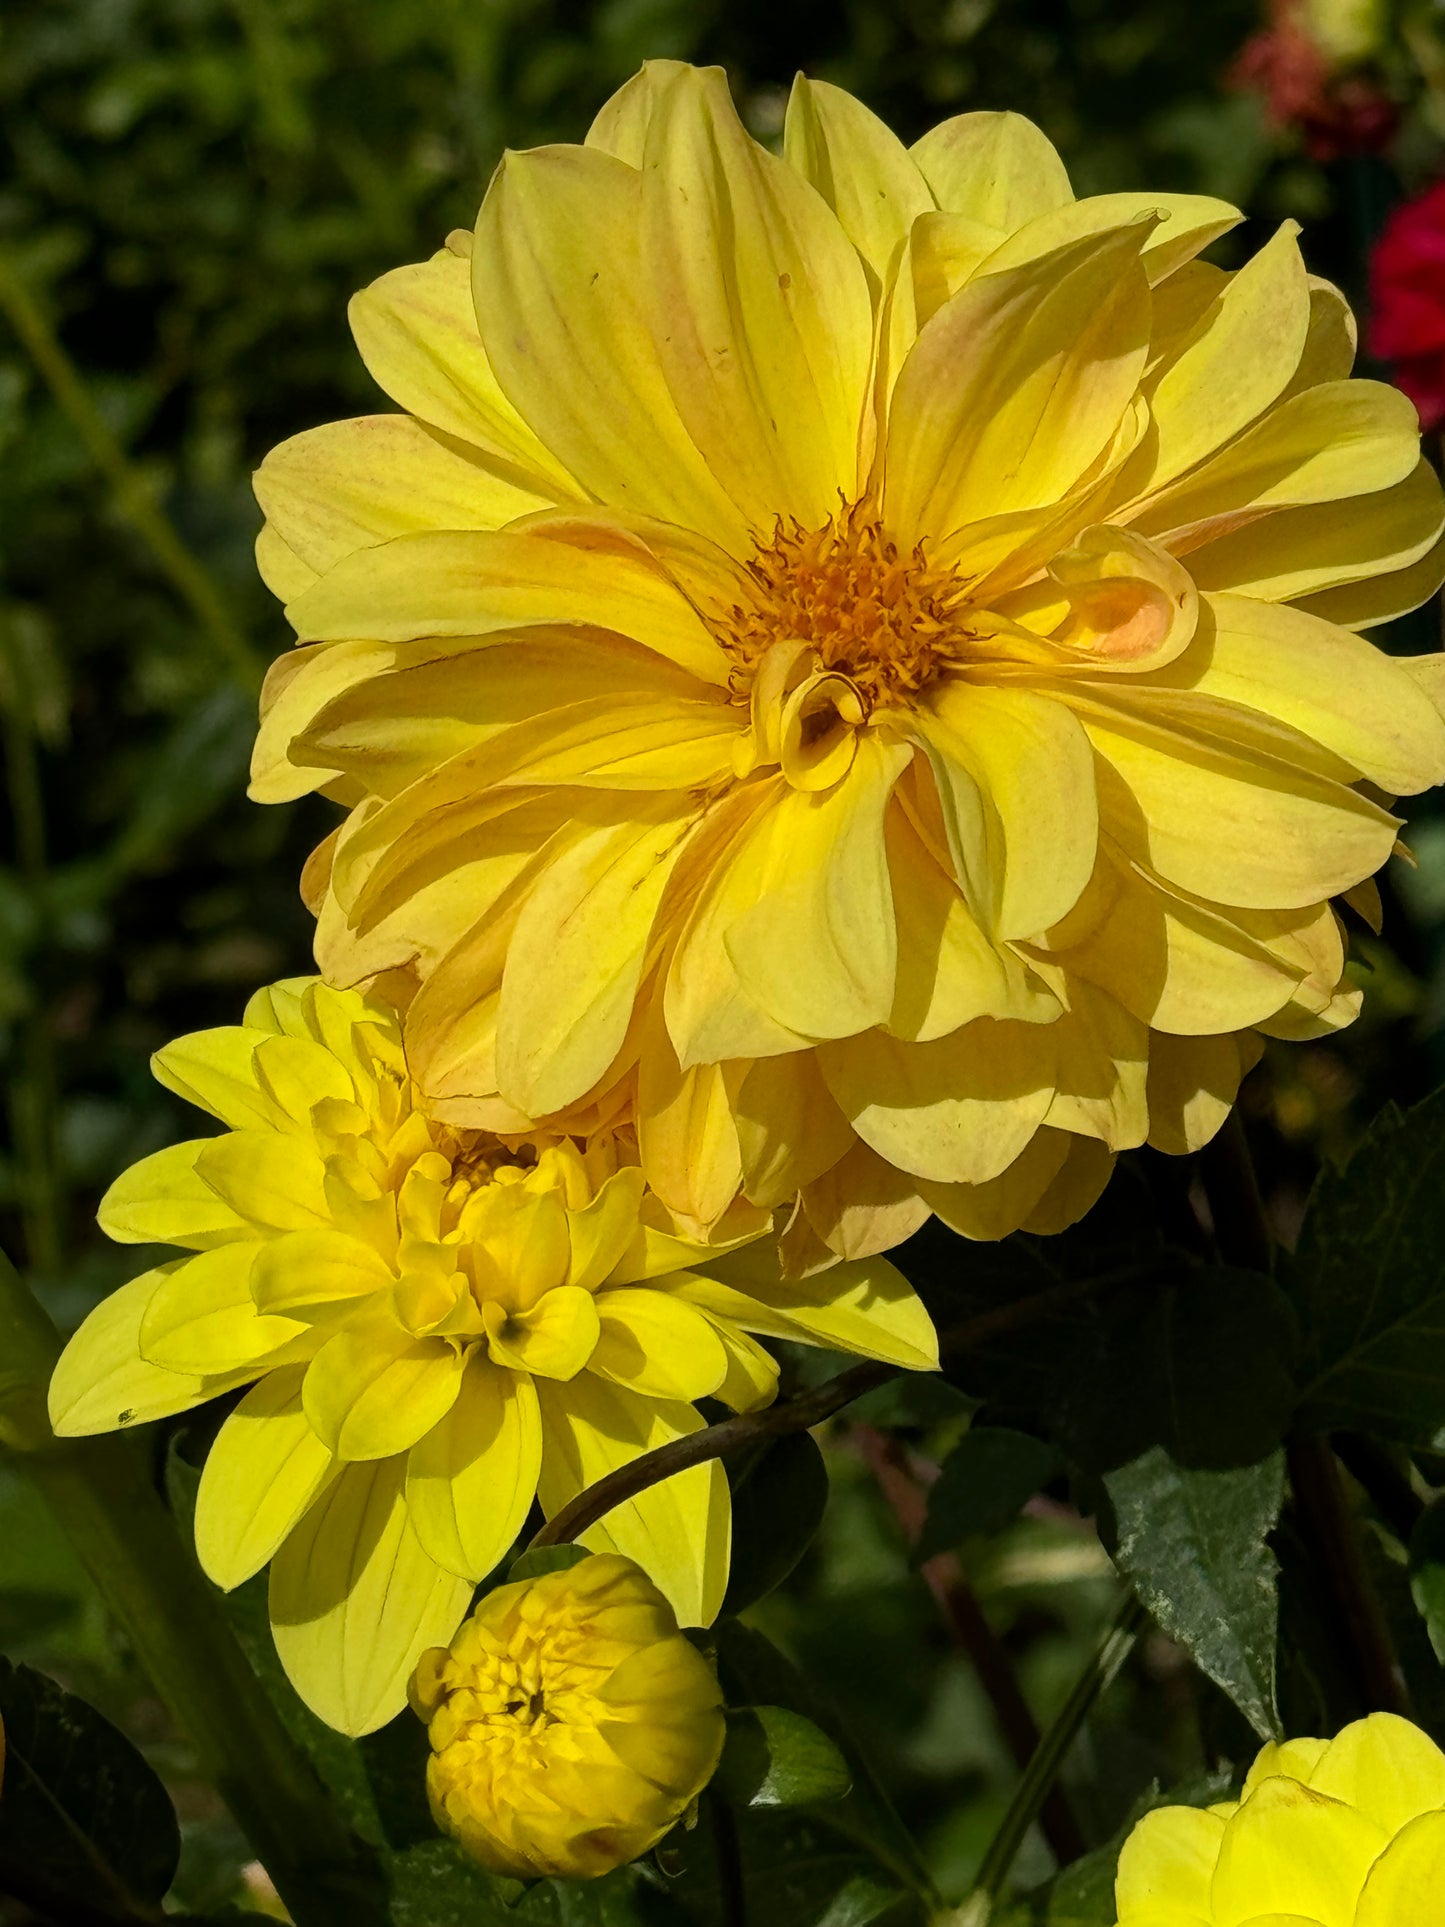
[409, 1553, 725, 1880]
[1114, 1712, 1445, 1923]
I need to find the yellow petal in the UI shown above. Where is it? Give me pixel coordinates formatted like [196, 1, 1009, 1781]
[139, 1242, 304, 1375]
[663, 780, 815, 1069]
[285, 522, 726, 685]
[248, 1228, 395, 1316]
[405, 1356, 541, 1580]
[497, 800, 696, 1116]
[1137, 223, 1310, 493]
[1085, 710, 1399, 910]
[983, 191, 1240, 286]
[566, 1165, 650, 1291]
[535, 1374, 729, 1626]
[474, 143, 749, 549]
[1042, 977, 1149, 1149]
[150, 1026, 283, 1131]
[97, 1139, 252, 1251]
[1058, 849, 1300, 1034]
[1356, 1810, 1445, 1926]
[724, 734, 911, 1040]
[302, 1322, 466, 1460]
[1188, 457, 1445, 604]
[915, 1126, 1074, 1242]
[590, 1288, 730, 1401]
[641, 63, 874, 527]
[1019, 1131, 1116, 1234]
[911, 683, 1098, 940]
[1147, 1028, 1256, 1153]
[637, 1040, 745, 1229]
[796, 1140, 931, 1261]
[586, 60, 677, 165]
[255, 522, 315, 600]
[483, 1287, 600, 1381]
[707, 1320, 781, 1412]
[1299, 526, 1445, 631]
[673, 1246, 938, 1369]
[886, 221, 1151, 541]
[48, 1269, 254, 1437]
[269, 1456, 474, 1736]
[347, 251, 576, 496]
[1211, 1779, 1387, 1927]
[820, 1020, 1055, 1185]
[885, 806, 1058, 1042]
[192, 1131, 331, 1231]
[194, 1368, 337, 1589]
[1308, 1713, 1445, 1835]
[1133, 379, 1420, 538]
[909, 111, 1072, 228]
[1115, 1804, 1225, 1920]
[729, 1050, 856, 1210]
[783, 77, 934, 288]
[1174, 594, 1445, 795]
[255, 415, 553, 578]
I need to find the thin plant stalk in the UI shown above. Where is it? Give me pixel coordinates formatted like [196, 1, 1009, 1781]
[970, 1590, 1146, 1908]
[0, 254, 263, 691]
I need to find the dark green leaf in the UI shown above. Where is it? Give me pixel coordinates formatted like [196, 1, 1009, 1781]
[713, 1623, 933, 1899]
[507, 1542, 591, 1586]
[1289, 1086, 1445, 1441]
[1410, 1495, 1445, 1665]
[723, 1431, 830, 1614]
[714, 1707, 852, 1809]
[913, 1427, 1060, 1565]
[654, 1805, 918, 1927]
[1105, 1446, 1284, 1739]
[0, 1658, 180, 1912]
[943, 1261, 1295, 1474]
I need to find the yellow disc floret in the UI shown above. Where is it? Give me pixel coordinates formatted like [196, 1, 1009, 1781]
[411, 1553, 724, 1879]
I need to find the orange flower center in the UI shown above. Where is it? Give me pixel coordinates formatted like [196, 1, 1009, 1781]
[726, 502, 975, 708]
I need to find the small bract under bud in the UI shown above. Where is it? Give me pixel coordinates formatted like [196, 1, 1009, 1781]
[410, 1553, 725, 1880]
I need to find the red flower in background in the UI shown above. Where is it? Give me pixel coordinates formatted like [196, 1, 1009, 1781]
[1230, 0, 1395, 162]
[1370, 182, 1445, 432]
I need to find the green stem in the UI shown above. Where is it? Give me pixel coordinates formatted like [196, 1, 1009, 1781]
[0, 1253, 372, 1927]
[2, 660, 65, 1273]
[0, 255, 263, 691]
[971, 1591, 1145, 1905]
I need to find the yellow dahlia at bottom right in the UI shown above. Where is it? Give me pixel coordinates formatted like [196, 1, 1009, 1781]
[251, 63, 1445, 1263]
[1114, 1713, 1445, 1925]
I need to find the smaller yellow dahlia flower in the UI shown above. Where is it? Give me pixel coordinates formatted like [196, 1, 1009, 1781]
[1114, 1712, 1445, 1925]
[410, 1551, 724, 1879]
[47, 979, 934, 1735]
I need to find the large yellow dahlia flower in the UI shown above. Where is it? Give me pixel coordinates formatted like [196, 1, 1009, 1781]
[251, 62, 1445, 1257]
[1114, 1713, 1445, 1925]
[410, 1552, 724, 1879]
[45, 978, 934, 1734]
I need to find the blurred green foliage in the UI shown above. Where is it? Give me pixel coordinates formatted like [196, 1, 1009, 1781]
[6, 0, 1445, 1918]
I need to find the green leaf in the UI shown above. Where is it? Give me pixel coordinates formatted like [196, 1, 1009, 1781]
[1104, 1446, 1284, 1740]
[1289, 1085, 1445, 1441]
[942, 1262, 1295, 1475]
[723, 1431, 830, 1614]
[1410, 1495, 1445, 1665]
[715, 1706, 852, 1809]
[913, 1427, 1060, 1565]
[507, 1542, 590, 1586]
[714, 1622, 934, 1900]
[0, 1657, 181, 1914]
[655, 1806, 919, 1927]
